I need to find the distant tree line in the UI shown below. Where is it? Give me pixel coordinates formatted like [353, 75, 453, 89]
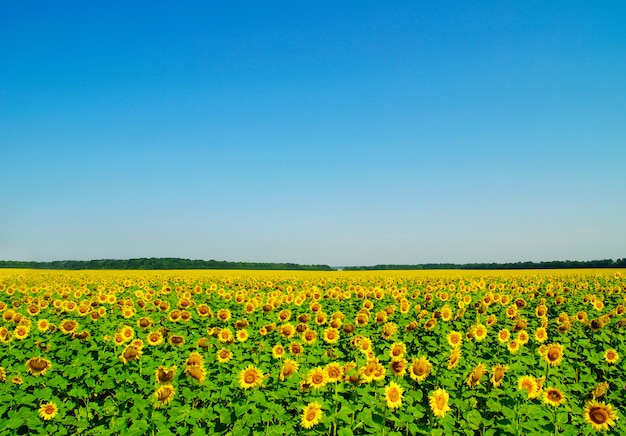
[0, 258, 334, 271]
[342, 258, 626, 271]
[1, 257, 624, 271]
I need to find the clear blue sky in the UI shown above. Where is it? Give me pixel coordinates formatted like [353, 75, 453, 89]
[2, 1, 625, 266]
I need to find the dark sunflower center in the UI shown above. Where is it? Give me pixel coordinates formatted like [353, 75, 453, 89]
[312, 374, 323, 384]
[591, 408, 608, 424]
[548, 351, 559, 360]
[436, 396, 446, 409]
[244, 373, 256, 383]
[158, 388, 172, 400]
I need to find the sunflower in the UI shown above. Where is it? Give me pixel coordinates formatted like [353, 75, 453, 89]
[604, 349, 619, 364]
[473, 324, 487, 341]
[2, 309, 15, 322]
[73, 330, 90, 340]
[37, 319, 50, 332]
[154, 384, 176, 408]
[589, 318, 604, 332]
[26, 357, 52, 376]
[119, 325, 134, 342]
[409, 356, 432, 383]
[168, 335, 186, 346]
[137, 317, 153, 329]
[543, 343, 564, 367]
[591, 382, 610, 400]
[302, 329, 317, 345]
[185, 364, 206, 384]
[389, 342, 407, 359]
[146, 331, 164, 346]
[216, 347, 232, 364]
[279, 359, 299, 381]
[343, 362, 359, 384]
[186, 352, 204, 367]
[384, 381, 404, 410]
[382, 322, 398, 340]
[306, 367, 328, 389]
[497, 329, 511, 344]
[38, 402, 58, 420]
[389, 358, 408, 377]
[517, 375, 541, 399]
[355, 313, 369, 327]
[217, 328, 234, 343]
[506, 305, 518, 319]
[230, 327, 247, 342]
[323, 327, 340, 344]
[507, 340, 521, 354]
[196, 303, 212, 317]
[300, 402, 323, 429]
[289, 342, 304, 357]
[466, 363, 487, 388]
[119, 345, 142, 364]
[516, 330, 529, 345]
[491, 364, 507, 388]
[357, 337, 373, 353]
[429, 388, 451, 418]
[271, 344, 285, 359]
[197, 337, 210, 349]
[325, 362, 343, 382]
[216, 308, 231, 322]
[440, 305, 453, 321]
[447, 348, 462, 370]
[154, 366, 177, 384]
[446, 331, 463, 348]
[238, 365, 264, 389]
[543, 387, 566, 407]
[13, 325, 30, 340]
[424, 318, 437, 331]
[278, 309, 291, 322]
[0, 367, 5, 383]
[534, 327, 548, 343]
[312, 310, 326, 325]
[584, 400, 618, 431]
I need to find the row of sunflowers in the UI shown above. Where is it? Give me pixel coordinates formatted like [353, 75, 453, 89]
[0, 269, 624, 435]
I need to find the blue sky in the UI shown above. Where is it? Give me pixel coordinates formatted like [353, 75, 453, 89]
[2, 1, 625, 266]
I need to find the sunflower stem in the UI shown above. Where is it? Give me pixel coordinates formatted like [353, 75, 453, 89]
[332, 382, 338, 436]
[514, 395, 520, 436]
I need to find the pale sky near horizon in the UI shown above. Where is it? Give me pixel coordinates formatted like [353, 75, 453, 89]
[2, 1, 625, 266]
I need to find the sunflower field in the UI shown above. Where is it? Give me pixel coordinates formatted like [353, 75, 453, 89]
[0, 269, 625, 435]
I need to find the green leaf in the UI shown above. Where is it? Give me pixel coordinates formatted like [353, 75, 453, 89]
[129, 419, 149, 434]
[337, 426, 354, 436]
[501, 405, 515, 422]
[467, 409, 482, 429]
[3, 417, 24, 430]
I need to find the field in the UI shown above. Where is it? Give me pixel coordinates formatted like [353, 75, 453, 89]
[0, 269, 625, 435]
